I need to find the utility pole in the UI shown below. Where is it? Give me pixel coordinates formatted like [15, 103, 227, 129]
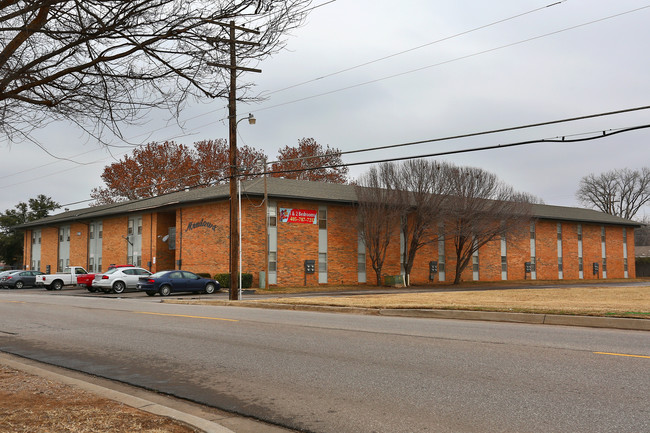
[208, 21, 260, 300]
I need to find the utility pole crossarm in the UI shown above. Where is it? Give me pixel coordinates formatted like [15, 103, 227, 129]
[207, 62, 261, 73]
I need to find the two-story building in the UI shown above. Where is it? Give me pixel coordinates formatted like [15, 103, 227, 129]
[18, 178, 638, 286]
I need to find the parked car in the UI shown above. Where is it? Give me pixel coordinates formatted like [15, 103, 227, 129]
[1, 270, 44, 289]
[36, 266, 88, 290]
[136, 270, 220, 296]
[0, 270, 18, 280]
[92, 267, 151, 294]
[80, 264, 135, 292]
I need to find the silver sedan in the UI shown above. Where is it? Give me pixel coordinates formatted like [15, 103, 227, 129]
[92, 267, 152, 294]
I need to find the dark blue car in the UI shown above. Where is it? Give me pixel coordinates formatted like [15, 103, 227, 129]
[136, 270, 220, 296]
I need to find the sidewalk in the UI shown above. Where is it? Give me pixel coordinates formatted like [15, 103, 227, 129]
[0, 352, 295, 433]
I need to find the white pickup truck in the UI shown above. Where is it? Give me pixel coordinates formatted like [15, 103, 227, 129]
[36, 266, 88, 291]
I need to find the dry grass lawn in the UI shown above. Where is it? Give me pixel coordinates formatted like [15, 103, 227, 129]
[0, 365, 198, 433]
[251, 285, 650, 318]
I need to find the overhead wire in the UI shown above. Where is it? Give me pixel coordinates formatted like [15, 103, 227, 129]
[54, 112, 650, 208]
[256, 4, 650, 113]
[266, 1, 567, 96]
[4, 2, 650, 203]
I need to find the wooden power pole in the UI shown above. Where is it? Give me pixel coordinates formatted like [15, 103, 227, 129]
[208, 21, 260, 300]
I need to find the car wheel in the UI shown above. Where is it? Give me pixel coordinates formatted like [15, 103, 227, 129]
[87, 287, 97, 293]
[52, 280, 63, 291]
[159, 285, 171, 296]
[15, 281, 24, 289]
[113, 281, 126, 294]
[145, 291, 156, 296]
[204, 283, 216, 294]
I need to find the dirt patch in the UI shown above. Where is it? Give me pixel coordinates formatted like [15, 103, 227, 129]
[0, 365, 198, 433]
[249, 285, 650, 318]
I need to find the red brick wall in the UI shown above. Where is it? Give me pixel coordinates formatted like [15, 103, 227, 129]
[40, 227, 58, 273]
[275, 201, 319, 287]
[535, 220, 558, 280]
[70, 223, 88, 269]
[22, 198, 638, 286]
[241, 198, 267, 287]
[176, 203, 229, 275]
[561, 222, 579, 279]
[504, 224, 528, 281]
[327, 204, 358, 285]
[480, 237, 502, 281]
[581, 224, 602, 280]
[102, 216, 128, 267]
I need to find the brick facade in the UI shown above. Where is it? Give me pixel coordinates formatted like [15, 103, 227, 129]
[22, 184, 637, 286]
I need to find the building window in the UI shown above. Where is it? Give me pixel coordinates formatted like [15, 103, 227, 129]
[319, 209, 327, 230]
[624, 258, 628, 272]
[269, 252, 277, 272]
[89, 225, 95, 239]
[601, 226, 606, 243]
[128, 220, 134, 235]
[357, 253, 365, 271]
[530, 222, 536, 240]
[602, 258, 607, 272]
[319, 252, 327, 272]
[98, 223, 103, 239]
[269, 206, 277, 227]
[557, 223, 562, 240]
[58, 259, 63, 272]
[579, 257, 583, 272]
[530, 257, 536, 272]
[59, 228, 64, 242]
[577, 224, 582, 241]
[558, 256, 563, 272]
[501, 256, 507, 272]
[168, 227, 176, 250]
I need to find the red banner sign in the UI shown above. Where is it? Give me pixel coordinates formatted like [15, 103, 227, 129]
[279, 208, 318, 224]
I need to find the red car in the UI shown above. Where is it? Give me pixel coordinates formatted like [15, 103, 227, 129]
[79, 265, 135, 292]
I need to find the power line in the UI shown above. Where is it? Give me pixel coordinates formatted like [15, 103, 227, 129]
[56, 120, 650, 209]
[265, 104, 650, 165]
[256, 4, 650, 113]
[266, 1, 567, 96]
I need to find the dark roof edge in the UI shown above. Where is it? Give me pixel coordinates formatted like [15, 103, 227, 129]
[15, 179, 641, 229]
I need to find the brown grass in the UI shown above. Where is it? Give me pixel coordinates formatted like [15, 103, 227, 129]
[251, 285, 650, 318]
[0, 365, 198, 433]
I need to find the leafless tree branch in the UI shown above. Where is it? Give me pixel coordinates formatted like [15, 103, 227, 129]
[0, 0, 312, 142]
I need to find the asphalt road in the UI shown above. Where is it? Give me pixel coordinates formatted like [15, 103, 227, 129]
[0, 288, 648, 433]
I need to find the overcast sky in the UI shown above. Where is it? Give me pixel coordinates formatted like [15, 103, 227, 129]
[2, 0, 650, 218]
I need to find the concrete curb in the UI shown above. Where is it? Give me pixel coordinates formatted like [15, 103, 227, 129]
[0, 353, 235, 433]
[171, 300, 650, 331]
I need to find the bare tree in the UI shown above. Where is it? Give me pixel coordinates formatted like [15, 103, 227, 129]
[577, 168, 650, 220]
[385, 160, 452, 285]
[0, 1, 311, 142]
[355, 166, 402, 285]
[635, 215, 650, 246]
[445, 166, 534, 284]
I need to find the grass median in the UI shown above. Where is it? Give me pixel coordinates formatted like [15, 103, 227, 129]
[179, 282, 650, 319]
